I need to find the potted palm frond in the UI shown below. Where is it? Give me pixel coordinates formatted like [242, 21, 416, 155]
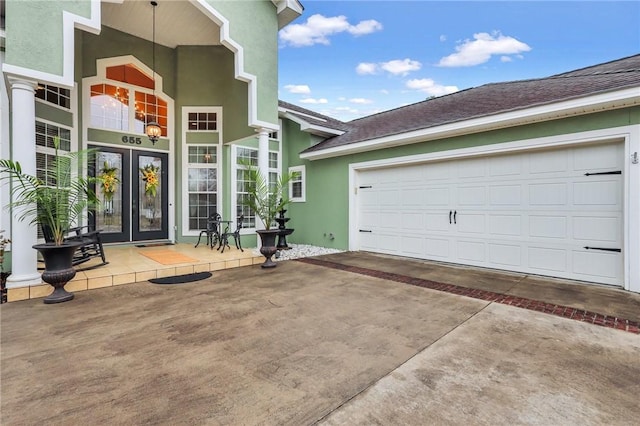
[0, 137, 99, 303]
[243, 165, 292, 268]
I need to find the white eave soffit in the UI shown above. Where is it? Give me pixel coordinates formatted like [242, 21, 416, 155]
[300, 87, 640, 160]
[273, 0, 303, 29]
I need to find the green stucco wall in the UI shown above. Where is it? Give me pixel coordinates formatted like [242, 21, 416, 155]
[283, 107, 640, 251]
[5, 0, 92, 77]
[204, 0, 279, 125]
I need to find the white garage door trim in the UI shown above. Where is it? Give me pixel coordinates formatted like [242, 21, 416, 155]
[348, 126, 640, 292]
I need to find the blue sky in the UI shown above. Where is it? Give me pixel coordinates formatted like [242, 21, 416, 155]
[277, 1, 640, 121]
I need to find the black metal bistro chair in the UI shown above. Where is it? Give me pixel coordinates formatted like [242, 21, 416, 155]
[218, 215, 244, 253]
[194, 212, 222, 249]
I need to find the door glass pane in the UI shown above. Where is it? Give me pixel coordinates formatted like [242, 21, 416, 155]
[96, 152, 123, 233]
[138, 155, 163, 232]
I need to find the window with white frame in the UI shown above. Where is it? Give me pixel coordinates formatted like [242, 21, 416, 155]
[36, 83, 71, 109]
[186, 145, 218, 231]
[289, 165, 306, 202]
[234, 146, 280, 229]
[35, 120, 72, 238]
[35, 121, 71, 185]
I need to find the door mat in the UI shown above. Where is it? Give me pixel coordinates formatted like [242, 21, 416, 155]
[149, 272, 212, 285]
[136, 242, 174, 248]
[139, 250, 198, 265]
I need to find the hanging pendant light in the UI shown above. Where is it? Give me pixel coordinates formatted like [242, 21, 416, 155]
[146, 1, 161, 144]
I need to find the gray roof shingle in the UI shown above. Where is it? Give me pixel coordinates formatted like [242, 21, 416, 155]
[300, 54, 640, 154]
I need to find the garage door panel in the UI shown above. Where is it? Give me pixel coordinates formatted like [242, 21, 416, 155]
[490, 156, 522, 176]
[426, 238, 451, 258]
[378, 212, 399, 230]
[356, 142, 623, 286]
[489, 243, 522, 266]
[378, 189, 399, 206]
[400, 212, 424, 231]
[573, 144, 621, 170]
[425, 187, 450, 206]
[489, 215, 522, 236]
[489, 185, 522, 206]
[573, 250, 620, 279]
[401, 188, 424, 206]
[458, 186, 485, 206]
[573, 216, 621, 242]
[457, 158, 486, 178]
[400, 236, 424, 256]
[529, 150, 569, 174]
[529, 215, 567, 239]
[426, 212, 449, 231]
[423, 161, 452, 180]
[528, 246, 567, 272]
[573, 180, 620, 206]
[377, 233, 401, 254]
[457, 213, 485, 234]
[529, 183, 567, 205]
[457, 240, 485, 262]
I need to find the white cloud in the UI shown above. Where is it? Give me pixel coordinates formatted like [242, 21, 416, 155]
[349, 98, 373, 104]
[438, 31, 531, 67]
[500, 56, 512, 63]
[356, 62, 378, 75]
[379, 89, 389, 95]
[299, 97, 328, 104]
[284, 84, 311, 94]
[279, 14, 382, 47]
[380, 58, 422, 76]
[406, 79, 459, 97]
[348, 19, 383, 36]
[439, 35, 447, 42]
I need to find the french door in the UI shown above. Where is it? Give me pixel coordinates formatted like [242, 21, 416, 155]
[90, 146, 169, 243]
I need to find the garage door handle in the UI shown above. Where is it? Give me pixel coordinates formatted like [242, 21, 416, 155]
[359, 229, 372, 233]
[449, 210, 452, 224]
[454, 210, 457, 224]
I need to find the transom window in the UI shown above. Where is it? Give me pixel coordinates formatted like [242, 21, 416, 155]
[188, 112, 217, 131]
[36, 83, 71, 109]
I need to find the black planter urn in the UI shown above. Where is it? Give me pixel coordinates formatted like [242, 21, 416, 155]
[256, 229, 280, 269]
[33, 242, 81, 304]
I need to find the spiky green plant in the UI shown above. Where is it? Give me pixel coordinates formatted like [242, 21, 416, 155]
[0, 137, 99, 245]
[242, 164, 293, 230]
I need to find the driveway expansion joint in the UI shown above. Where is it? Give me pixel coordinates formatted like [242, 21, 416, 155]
[296, 258, 640, 334]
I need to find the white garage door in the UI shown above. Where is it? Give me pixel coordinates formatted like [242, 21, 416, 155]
[356, 143, 624, 286]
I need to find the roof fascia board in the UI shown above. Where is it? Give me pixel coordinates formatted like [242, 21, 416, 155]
[282, 112, 345, 137]
[300, 87, 640, 160]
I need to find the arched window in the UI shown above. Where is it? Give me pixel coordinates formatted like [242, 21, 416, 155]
[89, 63, 167, 137]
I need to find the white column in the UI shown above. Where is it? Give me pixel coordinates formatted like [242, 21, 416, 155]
[6, 78, 42, 288]
[257, 128, 270, 232]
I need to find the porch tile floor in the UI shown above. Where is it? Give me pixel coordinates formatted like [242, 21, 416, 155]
[7, 243, 262, 302]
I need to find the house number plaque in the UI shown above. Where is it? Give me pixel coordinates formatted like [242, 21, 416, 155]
[121, 135, 143, 145]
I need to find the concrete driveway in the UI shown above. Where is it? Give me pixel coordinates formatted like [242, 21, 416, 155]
[1, 253, 639, 425]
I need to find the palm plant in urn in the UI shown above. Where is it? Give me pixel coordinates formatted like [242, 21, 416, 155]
[0, 137, 99, 303]
[243, 164, 292, 268]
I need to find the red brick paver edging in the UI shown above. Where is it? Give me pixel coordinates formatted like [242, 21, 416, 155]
[296, 257, 640, 335]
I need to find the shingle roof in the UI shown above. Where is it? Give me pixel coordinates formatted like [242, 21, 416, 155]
[301, 54, 640, 154]
[278, 100, 351, 132]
